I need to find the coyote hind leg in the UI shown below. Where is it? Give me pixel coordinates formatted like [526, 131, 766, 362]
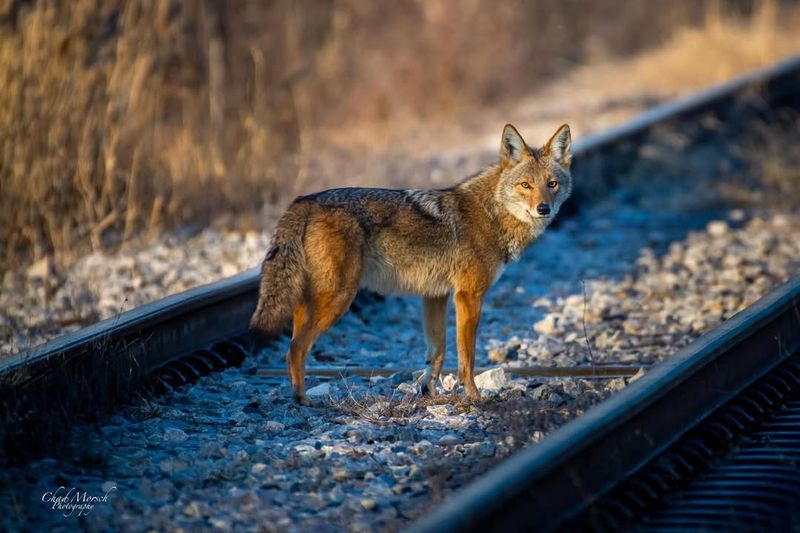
[287, 289, 356, 404]
[287, 299, 314, 405]
[286, 215, 363, 405]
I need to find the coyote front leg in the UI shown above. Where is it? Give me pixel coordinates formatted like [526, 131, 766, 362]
[419, 295, 448, 395]
[454, 290, 483, 399]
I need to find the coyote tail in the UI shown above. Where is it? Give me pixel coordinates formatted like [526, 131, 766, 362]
[249, 203, 309, 338]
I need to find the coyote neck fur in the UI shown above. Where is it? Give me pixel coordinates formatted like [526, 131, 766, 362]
[454, 165, 547, 263]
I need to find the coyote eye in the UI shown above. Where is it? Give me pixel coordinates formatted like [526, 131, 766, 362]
[520, 182, 531, 189]
[547, 180, 558, 189]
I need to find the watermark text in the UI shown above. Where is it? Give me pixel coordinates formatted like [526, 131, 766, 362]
[42, 486, 116, 517]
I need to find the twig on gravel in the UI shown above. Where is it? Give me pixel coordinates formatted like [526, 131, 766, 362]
[581, 280, 597, 367]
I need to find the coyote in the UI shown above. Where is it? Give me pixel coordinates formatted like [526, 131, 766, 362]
[251, 124, 572, 404]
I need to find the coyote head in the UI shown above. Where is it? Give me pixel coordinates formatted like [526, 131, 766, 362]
[495, 123, 572, 226]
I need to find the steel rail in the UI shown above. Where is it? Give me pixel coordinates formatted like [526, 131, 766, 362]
[255, 366, 645, 378]
[1, 55, 798, 453]
[408, 276, 800, 533]
[0, 268, 259, 451]
[571, 55, 800, 201]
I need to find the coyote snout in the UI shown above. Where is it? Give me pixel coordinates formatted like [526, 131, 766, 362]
[251, 123, 573, 404]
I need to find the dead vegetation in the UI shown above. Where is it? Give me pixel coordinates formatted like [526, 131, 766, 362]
[547, 1, 800, 115]
[723, 110, 800, 206]
[326, 383, 612, 515]
[629, 0, 797, 92]
[330, 388, 475, 426]
[1, 0, 798, 274]
[746, 119, 800, 205]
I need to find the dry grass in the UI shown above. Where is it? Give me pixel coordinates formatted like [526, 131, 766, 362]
[722, 111, 800, 206]
[330, 388, 477, 426]
[630, 0, 798, 91]
[0, 1, 296, 272]
[542, 0, 800, 119]
[746, 119, 800, 205]
[1, 0, 798, 274]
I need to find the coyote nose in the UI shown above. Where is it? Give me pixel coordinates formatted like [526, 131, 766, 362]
[536, 203, 551, 216]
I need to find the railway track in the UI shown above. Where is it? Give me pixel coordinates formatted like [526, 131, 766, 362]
[411, 276, 800, 532]
[1, 57, 799, 531]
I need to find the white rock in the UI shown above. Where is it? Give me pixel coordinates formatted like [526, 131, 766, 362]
[533, 315, 557, 335]
[221, 263, 238, 278]
[530, 431, 545, 443]
[292, 444, 320, 456]
[443, 416, 471, 430]
[184, 502, 201, 517]
[360, 498, 377, 511]
[164, 428, 188, 442]
[209, 517, 231, 530]
[306, 382, 331, 398]
[772, 213, 790, 227]
[426, 404, 455, 418]
[533, 297, 552, 308]
[707, 220, 729, 237]
[396, 382, 418, 395]
[607, 378, 627, 392]
[250, 463, 268, 474]
[728, 208, 746, 222]
[440, 374, 457, 391]
[474, 368, 507, 391]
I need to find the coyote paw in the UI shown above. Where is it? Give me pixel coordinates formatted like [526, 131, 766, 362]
[293, 394, 312, 406]
[420, 380, 438, 397]
[464, 385, 482, 401]
[414, 372, 439, 397]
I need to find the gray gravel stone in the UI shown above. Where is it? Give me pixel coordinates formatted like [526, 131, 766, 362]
[163, 428, 188, 442]
[426, 404, 456, 418]
[306, 382, 332, 398]
[474, 368, 507, 391]
[438, 434, 461, 446]
[531, 384, 553, 401]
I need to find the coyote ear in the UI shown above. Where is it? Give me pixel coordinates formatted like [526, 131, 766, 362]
[501, 124, 528, 166]
[544, 124, 571, 168]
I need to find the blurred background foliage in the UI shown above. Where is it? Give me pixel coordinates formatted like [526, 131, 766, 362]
[0, 0, 797, 273]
